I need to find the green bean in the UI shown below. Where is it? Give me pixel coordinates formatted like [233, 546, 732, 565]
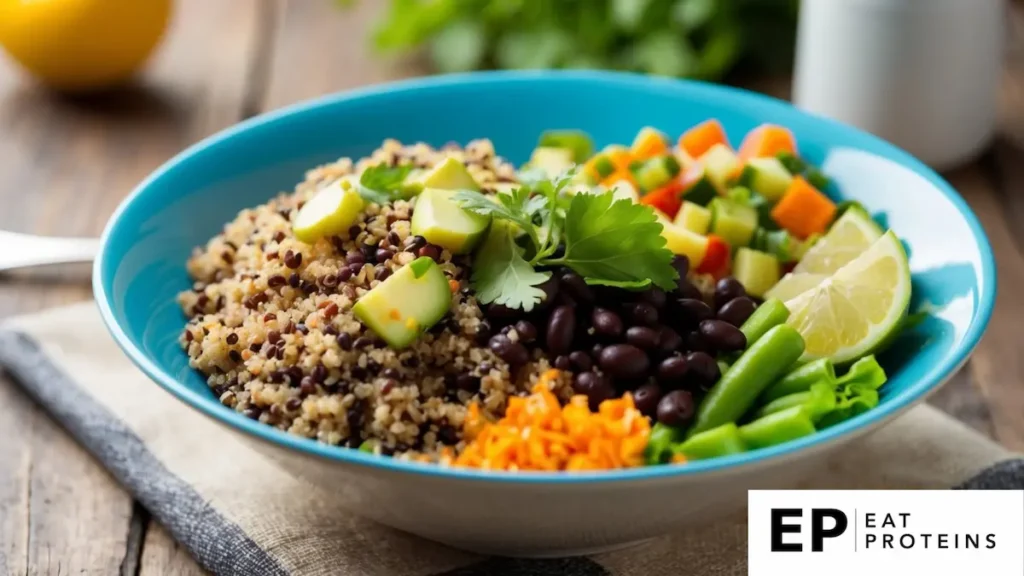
[761, 358, 836, 404]
[753, 382, 836, 422]
[689, 324, 806, 436]
[739, 406, 816, 449]
[674, 423, 746, 461]
[644, 422, 686, 465]
[717, 359, 731, 376]
[739, 298, 789, 346]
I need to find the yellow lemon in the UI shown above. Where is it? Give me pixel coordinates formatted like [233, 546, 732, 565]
[0, 0, 173, 92]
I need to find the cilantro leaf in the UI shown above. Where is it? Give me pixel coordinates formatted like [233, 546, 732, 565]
[551, 191, 678, 291]
[470, 222, 550, 312]
[358, 164, 412, 204]
[453, 188, 541, 250]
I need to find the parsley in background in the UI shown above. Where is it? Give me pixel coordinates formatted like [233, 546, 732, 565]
[339, 0, 800, 81]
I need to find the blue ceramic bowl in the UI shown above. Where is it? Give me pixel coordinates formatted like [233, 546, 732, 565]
[94, 71, 995, 555]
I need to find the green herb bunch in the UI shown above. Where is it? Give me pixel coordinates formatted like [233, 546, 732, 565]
[454, 172, 679, 312]
[343, 0, 800, 80]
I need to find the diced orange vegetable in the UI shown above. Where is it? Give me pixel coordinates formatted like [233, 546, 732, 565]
[770, 176, 837, 239]
[639, 180, 685, 219]
[601, 169, 637, 188]
[738, 124, 797, 162]
[607, 147, 634, 171]
[631, 127, 669, 160]
[696, 234, 730, 278]
[679, 119, 731, 159]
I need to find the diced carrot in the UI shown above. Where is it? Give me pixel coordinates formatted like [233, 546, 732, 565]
[639, 180, 685, 219]
[696, 234, 731, 278]
[606, 146, 634, 171]
[738, 124, 797, 162]
[631, 127, 669, 160]
[584, 146, 635, 181]
[679, 119, 731, 159]
[771, 176, 837, 239]
[600, 169, 637, 188]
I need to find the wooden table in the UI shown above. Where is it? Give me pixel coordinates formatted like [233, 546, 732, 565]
[1, 1, 1022, 573]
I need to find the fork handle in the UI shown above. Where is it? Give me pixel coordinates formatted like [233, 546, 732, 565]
[0, 230, 100, 272]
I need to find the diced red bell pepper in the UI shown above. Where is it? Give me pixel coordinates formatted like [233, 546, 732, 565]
[696, 234, 731, 279]
[639, 180, 685, 219]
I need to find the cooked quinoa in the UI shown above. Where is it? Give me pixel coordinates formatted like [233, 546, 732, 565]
[178, 140, 573, 458]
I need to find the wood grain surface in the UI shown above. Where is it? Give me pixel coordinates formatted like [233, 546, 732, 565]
[0, 0, 1021, 573]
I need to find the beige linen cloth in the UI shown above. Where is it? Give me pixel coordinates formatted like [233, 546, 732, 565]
[0, 302, 1019, 576]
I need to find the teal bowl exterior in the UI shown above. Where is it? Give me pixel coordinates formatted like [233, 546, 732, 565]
[94, 71, 995, 554]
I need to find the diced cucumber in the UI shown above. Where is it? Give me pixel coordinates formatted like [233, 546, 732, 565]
[681, 166, 718, 206]
[657, 214, 710, 264]
[727, 187, 776, 231]
[738, 157, 793, 203]
[632, 155, 681, 192]
[733, 248, 781, 298]
[776, 151, 807, 175]
[709, 198, 758, 247]
[700, 143, 741, 191]
[416, 156, 481, 191]
[752, 228, 803, 263]
[806, 167, 831, 190]
[353, 257, 452, 349]
[525, 147, 576, 179]
[590, 154, 617, 179]
[674, 201, 712, 235]
[539, 130, 594, 163]
[410, 188, 491, 254]
[293, 178, 366, 244]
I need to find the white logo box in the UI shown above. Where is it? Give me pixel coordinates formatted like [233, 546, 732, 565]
[749, 490, 1024, 576]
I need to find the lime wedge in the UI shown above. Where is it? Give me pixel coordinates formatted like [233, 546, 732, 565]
[765, 206, 883, 302]
[293, 178, 366, 244]
[784, 230, 911, 364]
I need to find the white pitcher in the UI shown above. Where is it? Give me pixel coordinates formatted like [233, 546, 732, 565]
[793, 0, 1005, 170]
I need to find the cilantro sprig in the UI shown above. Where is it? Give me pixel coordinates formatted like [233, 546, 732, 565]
[454, 172, 678, 311]
[357, 164, 412, 204]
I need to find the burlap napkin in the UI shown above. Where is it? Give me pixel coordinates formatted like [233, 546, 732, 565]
[0, 302, 1020, 576]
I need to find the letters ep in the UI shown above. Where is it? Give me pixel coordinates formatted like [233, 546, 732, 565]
[771, 508, 849, 552]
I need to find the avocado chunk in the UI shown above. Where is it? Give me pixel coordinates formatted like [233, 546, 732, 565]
[410, 188, 491, 254]
[352, 257, 452, 349]
[524, 146, 575, 179]
[292, 177, 366, 244]
[406, 156, 480, 192]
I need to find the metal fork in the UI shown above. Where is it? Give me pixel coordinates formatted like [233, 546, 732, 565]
[0, 230, 100, 272]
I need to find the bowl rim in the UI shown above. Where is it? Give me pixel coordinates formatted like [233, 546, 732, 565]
[93, 69, 997, 484]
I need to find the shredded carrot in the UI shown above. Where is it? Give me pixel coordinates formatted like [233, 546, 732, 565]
[679, 119, 730, 159]
[737, 123, 797, 162]
[771, 176, 837, 239]
[454, 370, 651, 471]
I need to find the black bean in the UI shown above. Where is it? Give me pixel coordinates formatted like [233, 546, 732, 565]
[499, 325, 513, 336]
[633, 382, 662, 418]
[283, 250, 303, 269]
[361, 243, 378, 262]
[717, 296, 757, 328]
[685, 330, 709, 353]
[671, 255, 690, 279]
[546, 305, 576, 355]
[285, 397, 303, 411]
[288, 273, 301, 288]
[573, 372, 615, 412]
[437, 425, 460, 445]
[677, 279, 704, 301]
[554, 355, 572, 370]
[387, 231, 401, 246]
[537, 275, 560, 310]
[347, 262, 364, 275]
[417, 244, 441, 262]
[184, 330, 194, 342]
[249, 342, 262, 353]
[485, 303, 518, 321]
[514, 320, 538, 344]
[559, 272, 594, 304]
[376, 248, 394, 263]
[658, 327, 683, 355]
[455, 374, 481, 392]
[657, 390, 695, 427]
[268, 275, 287, 288]
[347, 224, 361, 238]
[353, 336, 372, 349]
[226, 333, 239, 345]
[699, 319, 747, 353]
[374, 265, 391, 282]
[625, 326, 660, 350]
[714, 277, 747, 309]
[657, 356, 690, 387]
[638, 287, 667, 309]
[381, 367, 401, 380]
[674, 298, 714, 329]
[312, 364, 328, 383]
[337, 332, 353, 351]
[267, 330, 282, 344]
[625, 302, 659, 327]
[474, 320, 492, 345]
[591, 308, 624, 338]
[686, 351, 720, 389]
[590, 343, 604, 359]
[405, 235, 427, 252]
[489, 335, 529, 366]
[321, 274, 339, 289]
[346, 251, 365, 266]
[568, 350, 592, 371]
[333, 266, 351, 282]
[229, 350, 242, 363]
[598, 344, 650, 380]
